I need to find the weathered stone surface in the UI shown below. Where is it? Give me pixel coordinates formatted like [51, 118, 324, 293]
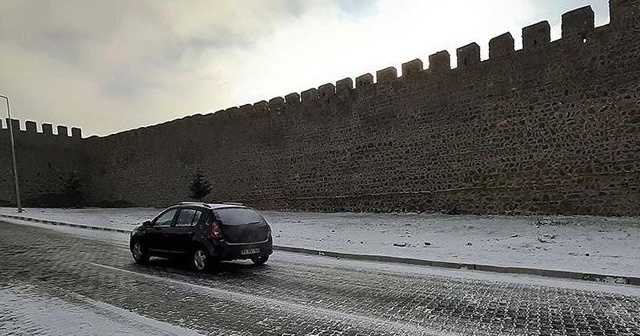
[0, 3, 638, 215]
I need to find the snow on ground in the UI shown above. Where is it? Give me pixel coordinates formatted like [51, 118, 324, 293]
[0, 285, 203, 336]
[1, 207, 639, 278]
[267, 211, 640, 278]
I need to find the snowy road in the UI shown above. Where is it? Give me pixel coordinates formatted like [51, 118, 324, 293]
[1, 220, 640, 335]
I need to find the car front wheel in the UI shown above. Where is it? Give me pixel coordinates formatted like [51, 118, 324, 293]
[192, 248, 210, 272]
[251, 255, 269, 265]
[131, 240, 149, 264]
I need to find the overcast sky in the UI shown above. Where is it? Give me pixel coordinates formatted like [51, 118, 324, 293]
[0, 0, 609, 136]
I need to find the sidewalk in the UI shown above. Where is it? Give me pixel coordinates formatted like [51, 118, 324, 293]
[1, 207, 639, 281]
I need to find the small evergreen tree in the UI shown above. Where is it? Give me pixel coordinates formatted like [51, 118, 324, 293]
[62, 170, 84, 208]
[188, 169, 212, 201]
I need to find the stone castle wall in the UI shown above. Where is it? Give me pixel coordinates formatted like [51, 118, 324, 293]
[1, 1, 639, 215]
[0, 119, 86, 206]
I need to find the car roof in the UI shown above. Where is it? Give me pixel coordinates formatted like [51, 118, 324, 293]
[174, 202, 248, 210]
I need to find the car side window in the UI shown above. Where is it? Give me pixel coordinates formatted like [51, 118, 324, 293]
[192, 210, 203, 226]
[154, 209, 177, 227]
[176, 209, 201, 227]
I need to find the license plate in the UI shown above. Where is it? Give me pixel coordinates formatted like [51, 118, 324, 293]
[241, 248, 260, 255]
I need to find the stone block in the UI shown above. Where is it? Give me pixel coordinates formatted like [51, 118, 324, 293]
[253, 101, 268, 111]
[456, 43, 480, 68]
[71, 127, 82, 138]
[428, 51, 451, 73]
[610, 0, 640, 27]
[285, 93, 301, 104]
[336, 78, 353, 93]
[523, 21, 551, 50]
[376, 67, 397, 83]
[401, 59, 423, 77]
[489, 32, 515, 59]
[561, 6, 594, 41]
[318, 83, 335, 99]
[356, 73, 374, 88]
[268, 97, 285, 109]
[25, 121, 37, 133]
[301, 89, 318, 102]
[57, 125, 69, 137]
[42, 123, 53, 135]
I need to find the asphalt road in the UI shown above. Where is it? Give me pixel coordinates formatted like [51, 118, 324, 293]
[0, 221, 639, 336]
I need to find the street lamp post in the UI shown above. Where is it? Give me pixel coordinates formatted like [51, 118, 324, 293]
[0, 94, 23, 213]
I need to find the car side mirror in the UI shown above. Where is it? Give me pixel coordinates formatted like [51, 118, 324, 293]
[142, 220, 151, 227]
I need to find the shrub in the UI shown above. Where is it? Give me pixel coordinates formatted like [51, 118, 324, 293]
[61, 171, 84, 208]
[188, 169, 212, 201]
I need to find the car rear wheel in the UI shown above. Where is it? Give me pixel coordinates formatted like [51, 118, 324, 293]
[131, 240, 149, 264]
[192, 248, 210, 272]
[251, 255, 269, 265]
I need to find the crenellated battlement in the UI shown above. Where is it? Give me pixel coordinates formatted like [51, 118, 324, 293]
[268, 97, 285, 111]
[285, 92, 301, 104]
[489, 33, 515, 60]
[355, 73, 374, 88]
[376, 67, 398, 83]
[318, 83, 335, 100]
[610, 0, 640, 26]
[17, 1, 633, 137]
[111, 0, 639, 153]
[1, 118, 82, 139]
[522, 21, 551, 51]
[561, 6, 595, 42]
[428, 51, 451, 73]
[456, 43, 480, 68]
[401, 59, 423, 77]
[336, 78, 353, 93]
[300, 88, 318, 103]
[79, 2, 639, 138]
[196, 2, 639, 122]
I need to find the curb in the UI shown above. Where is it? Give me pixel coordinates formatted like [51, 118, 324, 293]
[2, 213, 639, 286]
[274, 245, 640, 286]
[0, 214, 131, 234]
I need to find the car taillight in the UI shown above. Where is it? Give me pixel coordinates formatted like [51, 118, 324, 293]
[209, 222, 223, 240]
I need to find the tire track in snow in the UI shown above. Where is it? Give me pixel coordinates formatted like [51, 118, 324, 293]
[89, 262, 460, 336]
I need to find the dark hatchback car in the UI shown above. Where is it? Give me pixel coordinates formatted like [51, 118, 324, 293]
[130, 202, 273, 271]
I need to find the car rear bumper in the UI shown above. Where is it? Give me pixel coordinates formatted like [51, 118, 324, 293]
[207, 238, 273, 261]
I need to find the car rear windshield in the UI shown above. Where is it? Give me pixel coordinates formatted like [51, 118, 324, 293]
[214, 208, 264, 226]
